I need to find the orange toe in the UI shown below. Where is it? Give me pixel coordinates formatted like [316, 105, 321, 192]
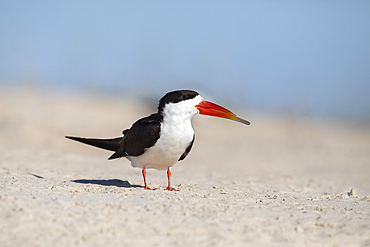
[165, 187, 178, 191]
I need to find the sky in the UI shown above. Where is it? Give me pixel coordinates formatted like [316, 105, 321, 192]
[1, 1, 369, 121]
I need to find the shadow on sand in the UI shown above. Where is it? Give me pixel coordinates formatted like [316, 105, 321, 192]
[71, 179, 143, 188]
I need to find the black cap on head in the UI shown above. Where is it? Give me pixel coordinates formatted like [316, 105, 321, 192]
[158, 90, 199, 112]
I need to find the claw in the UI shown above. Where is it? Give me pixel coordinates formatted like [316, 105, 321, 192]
[165, 186, 178, 191]
[144, 185, 153, 190]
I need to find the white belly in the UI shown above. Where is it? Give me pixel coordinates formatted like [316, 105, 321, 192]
[127, 120, 194, 170]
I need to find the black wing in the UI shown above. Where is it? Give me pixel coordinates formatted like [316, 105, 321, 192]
[119, 114, 162, 157]
[66, 136, 123, 152]
[179, 135, 195, 161]
[67, 114, 161, 160]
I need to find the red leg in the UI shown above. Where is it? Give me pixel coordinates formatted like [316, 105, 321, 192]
[165, 167, 178, 191]
[142, 167, 152, 190]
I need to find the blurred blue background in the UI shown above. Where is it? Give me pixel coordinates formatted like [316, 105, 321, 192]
[1, 1, 369, 121]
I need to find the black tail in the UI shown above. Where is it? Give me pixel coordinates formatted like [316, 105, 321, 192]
[65, 136, 122, 152]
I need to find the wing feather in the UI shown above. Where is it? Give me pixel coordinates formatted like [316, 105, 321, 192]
[121, 114, 162, 157]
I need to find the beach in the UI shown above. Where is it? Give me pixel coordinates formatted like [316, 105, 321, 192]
[1, 88, 369, 246]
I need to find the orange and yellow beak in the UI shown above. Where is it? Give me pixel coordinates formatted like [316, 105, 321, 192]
[195, 100, 250, 125]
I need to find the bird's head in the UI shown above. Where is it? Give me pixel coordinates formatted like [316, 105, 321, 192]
[158, 90, 250, 125]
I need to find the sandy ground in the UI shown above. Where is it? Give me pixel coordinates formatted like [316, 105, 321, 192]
[0, 87, 369, 247]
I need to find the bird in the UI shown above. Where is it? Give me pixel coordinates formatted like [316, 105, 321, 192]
[66, 90, 250, 191]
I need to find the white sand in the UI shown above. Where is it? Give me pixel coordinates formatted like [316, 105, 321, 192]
[0, 88, 369, 246]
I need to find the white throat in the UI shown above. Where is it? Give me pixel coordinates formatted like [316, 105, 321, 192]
[161, 95, 203, 125]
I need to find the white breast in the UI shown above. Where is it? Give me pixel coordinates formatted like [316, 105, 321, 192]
[127, 95, 202, 170]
